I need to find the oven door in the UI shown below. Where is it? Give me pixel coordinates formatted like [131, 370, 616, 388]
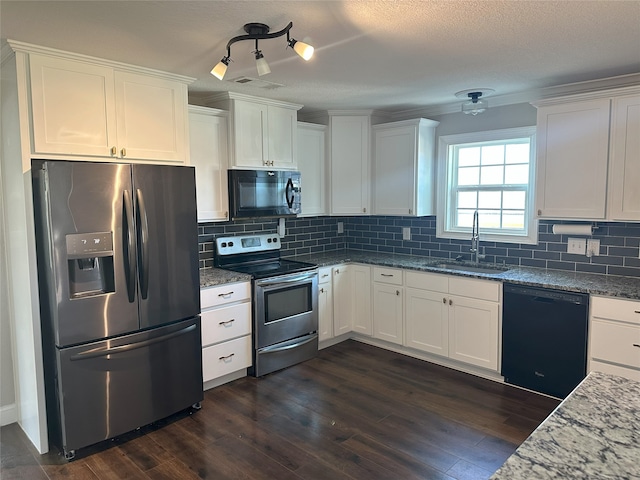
[254, 270, 318, 349]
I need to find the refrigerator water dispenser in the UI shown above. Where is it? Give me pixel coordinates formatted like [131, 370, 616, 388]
[66, 232, 115, 298]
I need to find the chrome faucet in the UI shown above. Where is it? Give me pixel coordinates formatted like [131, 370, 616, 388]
[470, 210, 483, 264]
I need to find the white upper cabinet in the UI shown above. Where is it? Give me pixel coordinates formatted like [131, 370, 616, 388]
[372, 118, 439, 216]
[297, 122, 327, 216]
[534, 87, 640, 221]
[188, 106, 229, 222]
[28, 52, 190, 163]
[205, 93, 301, 170]
[608, 94, 640, 221]
[330, 114, 371, 215]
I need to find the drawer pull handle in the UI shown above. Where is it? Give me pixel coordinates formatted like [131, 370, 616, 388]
[218, 291, 234, 298]
[380, 274, 394, 277]
[322, 274, 329, 278]
[634, 310, 640, 314]
[633, 344, 640, 348]
[219, 353, 235, 361]
[219, 319, 235, 326]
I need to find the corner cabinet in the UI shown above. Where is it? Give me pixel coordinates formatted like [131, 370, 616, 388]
[329, 114, 371, 215]
[188, 106, 229, 222]
[297, 122, 327, 216]
[330, 264, 372, 338]
[205, 92, 302, 169]
[534, 87, 640, 221]
[372, 118, 439, 216]
[28, 51, 191, 163]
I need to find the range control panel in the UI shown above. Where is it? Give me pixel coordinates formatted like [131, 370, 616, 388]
[215, 234, 281, 256]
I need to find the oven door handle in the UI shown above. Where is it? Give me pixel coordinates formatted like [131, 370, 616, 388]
[255, 271, 317, 287]
[259, 333, 317, 354]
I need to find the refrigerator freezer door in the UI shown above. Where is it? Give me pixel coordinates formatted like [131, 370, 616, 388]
[132, 165, 200, 328]
[54, 317, 203, 454]
[35, 161, 140, 347]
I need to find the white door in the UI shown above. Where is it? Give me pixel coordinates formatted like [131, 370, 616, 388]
[268, 106, 297, 169]
[372, 283, 403, 345]
[233, 100, 267, 168]
[405, 287, 449, 356]
[374, 125, 415, 215]
[352, 265, 372, 335]
[332, 266, 352, 336]
[318, 281, 334, 342]
[297, 123, 326, 216]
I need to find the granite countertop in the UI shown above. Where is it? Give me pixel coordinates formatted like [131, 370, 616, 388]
[200, 268, 251, 288]
[289, 250, 640, 300]
[491, 371, 640, 479]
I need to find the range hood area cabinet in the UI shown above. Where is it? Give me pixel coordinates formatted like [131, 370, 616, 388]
[372, 118, 439, 216]
[204, 92, 302, 170]
[534, 88, 640, 221]
[18, 42, 192, 163]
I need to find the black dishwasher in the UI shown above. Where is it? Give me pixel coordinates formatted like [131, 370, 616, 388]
[502, 283, 589, 399]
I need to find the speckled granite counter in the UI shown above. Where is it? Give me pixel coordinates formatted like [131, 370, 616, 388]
[288, 250, 640, 300]
[200, 268, 251, 288]
[491, 372, 640, 479]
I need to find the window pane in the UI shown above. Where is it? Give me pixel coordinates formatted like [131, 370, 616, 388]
[505, 164, 529, 184]
[458, 147, 480, 166]
[505, 143, 530, 164]
[478, 210, 501, 229]
[478, 191, 502, 209]
[456, 210, 475, 228]
[458, 166, 479, 185]
[503, 191, 526, 210]
[502, 212, 525, 229]
[457, 191, 477, 209]
[480, 165, 504, 185]
[481, 145, 504, 165]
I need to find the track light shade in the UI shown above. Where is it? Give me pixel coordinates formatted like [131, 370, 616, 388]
[289, 38, 314, 61]
[255, 51, 271, 76]
[211, 57, 230, 80]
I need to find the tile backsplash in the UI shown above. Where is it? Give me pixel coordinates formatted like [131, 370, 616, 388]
[198, 216, 640, 278]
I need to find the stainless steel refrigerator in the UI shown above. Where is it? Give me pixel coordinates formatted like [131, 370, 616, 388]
[32, 160, 203, 460]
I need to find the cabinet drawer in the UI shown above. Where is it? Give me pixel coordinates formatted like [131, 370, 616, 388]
[372, 267, 403, 285]
[405, 270, 448, 293]
[201, 282, 251, 309]
[591, 296, 640, 325]
[202, 335, 252, 382]
[449, 277, 500, 302]
[589, 360, 640, 382]
[201, 302, 251, 346]
[318, 267, 332, 285]
[590, 319, 640, 369]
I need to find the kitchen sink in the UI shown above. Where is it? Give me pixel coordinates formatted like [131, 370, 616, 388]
[433, 263, 510, 274]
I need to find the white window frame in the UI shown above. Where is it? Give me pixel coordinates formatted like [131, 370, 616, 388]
[436, 127, 538, 245]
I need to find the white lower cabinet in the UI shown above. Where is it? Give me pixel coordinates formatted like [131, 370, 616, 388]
[200, 281, 252, 387]
[332, 265, 352, 336]
[404, 271, 501, 372]
[372, 267, 403, 344]
[318, 267, 333, 341]
[589, 296, 640, 381]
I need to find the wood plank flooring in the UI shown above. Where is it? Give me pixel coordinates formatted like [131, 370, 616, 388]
[1, 340, 559, 479]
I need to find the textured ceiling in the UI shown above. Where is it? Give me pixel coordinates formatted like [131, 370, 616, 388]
[2, 1, 639, 114]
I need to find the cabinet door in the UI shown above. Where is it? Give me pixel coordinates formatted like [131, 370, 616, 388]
[297, 123, 326, 216]
[352, 265, 372, 335]
[330, 116, 370, 215]
[373, 125, 416, 216]
[189, 108, 229, 222]
[29, 54, 117, 157]
[372, 283, 403, 344]
[608, 94, 640, 220]
[535, 99, 610, 219]
[332, 266, 352, 336]
[114, 71, 187, 162]
[448, 295, 500, 371]
[405, 287, 449, 356]
[232, 100, 267, 168]
[318, 281, 334, 342]
[268, 106, 297, 169]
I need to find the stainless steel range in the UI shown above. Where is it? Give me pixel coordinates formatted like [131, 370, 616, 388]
[214, 234, 318, 376]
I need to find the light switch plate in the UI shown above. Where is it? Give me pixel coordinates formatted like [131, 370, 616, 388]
[337, 222, 344, 234]
[403, 227, 411, 240]
[567, 237, 586, 255]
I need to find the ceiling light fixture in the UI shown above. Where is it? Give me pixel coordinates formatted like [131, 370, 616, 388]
[455, 88, 495, 115]
[211, 22, 314, 80]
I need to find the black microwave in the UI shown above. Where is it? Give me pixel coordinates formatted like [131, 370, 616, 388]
[228, 169, 301, 219]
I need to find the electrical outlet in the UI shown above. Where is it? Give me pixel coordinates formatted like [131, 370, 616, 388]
[403, 227, 411, 240]
[567, 237, 586, 255]
[586, 239, 600, 257]
[337, 222, 344, 234]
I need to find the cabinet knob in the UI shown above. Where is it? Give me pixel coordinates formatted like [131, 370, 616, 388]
[363, 208, 367, 213]
[409, 209, 412, 215]
[443, 297, 446, 304]
[320, 287, 324, 293]
[110, 146, 117, 156]
[121, 148, 127, 157]
[396, 290, 400, 296]
[537, 209, 542, 216]
[449, 299, 453, 306]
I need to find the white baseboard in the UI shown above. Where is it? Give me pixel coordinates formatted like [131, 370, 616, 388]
[0, 403, 18, 426]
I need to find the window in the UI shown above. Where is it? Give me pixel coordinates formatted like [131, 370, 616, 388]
[437, 127, 537, 244]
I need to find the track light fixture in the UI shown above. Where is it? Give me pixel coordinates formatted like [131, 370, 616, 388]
[211, 22, 314, 80]
[455, 88, 494, 115]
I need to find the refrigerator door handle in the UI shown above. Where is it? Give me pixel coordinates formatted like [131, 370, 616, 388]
[136, 188, 150, 300]
[70, 323, 197, 361]
[123, 190, 136, 303]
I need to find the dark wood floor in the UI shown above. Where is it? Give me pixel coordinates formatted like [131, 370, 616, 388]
[1, 340, 559, 480]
